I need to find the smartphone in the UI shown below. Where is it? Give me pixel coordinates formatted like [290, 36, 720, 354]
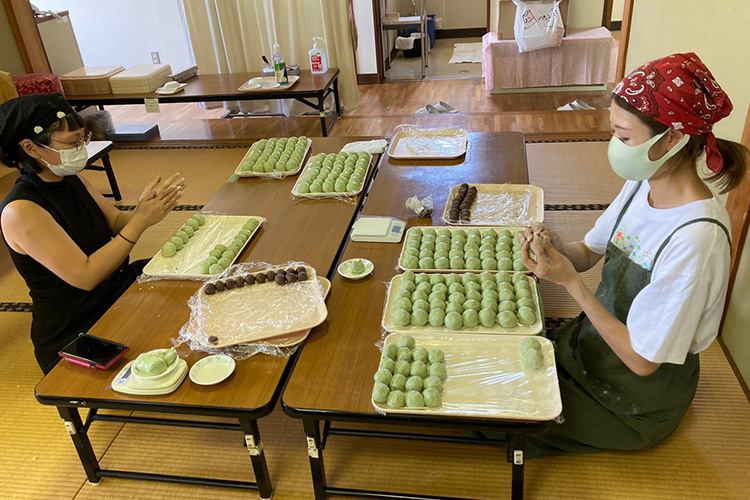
[58, 333, 130, 370]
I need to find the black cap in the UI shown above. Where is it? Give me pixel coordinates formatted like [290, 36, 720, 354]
[0, 93, 75, 154]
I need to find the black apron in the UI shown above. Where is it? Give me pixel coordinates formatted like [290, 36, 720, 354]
[525, 182, 730, 458]
[0, 171, 144, 374]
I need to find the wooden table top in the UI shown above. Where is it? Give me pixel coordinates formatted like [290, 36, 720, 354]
[35, 136, 380, 417]
[65, 69, 341, 106]
[282, 132, 531, 420]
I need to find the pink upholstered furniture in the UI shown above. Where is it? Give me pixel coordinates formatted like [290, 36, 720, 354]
[12, 73, 63, 96]
[482, 27, 617, 92]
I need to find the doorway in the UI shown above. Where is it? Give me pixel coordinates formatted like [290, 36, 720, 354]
[376, 0, 488, 81]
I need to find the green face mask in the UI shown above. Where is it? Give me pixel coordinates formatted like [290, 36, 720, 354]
[607, 129, 690, 181]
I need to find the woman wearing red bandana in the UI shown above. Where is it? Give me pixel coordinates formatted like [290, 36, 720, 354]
[517, 53, 748, 457]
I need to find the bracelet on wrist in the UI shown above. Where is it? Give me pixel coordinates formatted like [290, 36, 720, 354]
[117, 233, 136, 245]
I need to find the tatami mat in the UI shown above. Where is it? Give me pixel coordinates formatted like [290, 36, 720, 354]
[527, 142, 625, 205]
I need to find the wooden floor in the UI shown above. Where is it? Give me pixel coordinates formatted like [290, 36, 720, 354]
[104, 78, 614, 144]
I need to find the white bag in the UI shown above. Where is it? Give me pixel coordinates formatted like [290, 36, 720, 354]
[511, 0, 565, 53]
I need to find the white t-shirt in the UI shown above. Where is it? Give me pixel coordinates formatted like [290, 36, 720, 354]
[584, 180, 731, 364]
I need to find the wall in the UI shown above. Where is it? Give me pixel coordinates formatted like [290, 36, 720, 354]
[626, 1, 750, 382]
[612, 0, 624, 21]
[566, 0, 604, 29]
[353, 0, 378, 74]
[0, 2, 26, 75]
[33, 0, 194, 71]
[426, 0, 486, 29]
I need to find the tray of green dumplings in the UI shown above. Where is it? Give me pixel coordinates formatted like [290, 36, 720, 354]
[234, 136, 312, 178]
[382, 271, 543, 335]
[142, 215, 263, 280]
[372, 332, 562, 421]
[291, 151, 373, 198]
[398, 226, 531, 273]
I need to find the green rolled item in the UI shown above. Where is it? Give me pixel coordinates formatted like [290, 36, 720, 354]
[428, 308, 445, 326]
[386, 390, 405, 408]
[479, 308, 496, 327]
[135, 353, 167, 375]
[402, 271, 416, 282]
[199, 261, 211, 274]
[186, 218, 200, 231]
[405, 376, 423, 392]
[175, 230, 189, 244]
[398, 335, 416, 349]
[412, 347, 429, 364]
[181, 225, 194, 238]
[444, 311, 463, 330]
[498, 310, 519, 328]
[463, 309, 479, 328]
[428, 348, 445, 364]
[411, 309, 428, 326]
[379, 357, 395, 373]
[424, 375, 443, 392]
[517, 306, 537, 326]
[423, 388, 441, 408]
[161, 242, 177, 258]
[520, 337, 542, 354]
[522, 348, 544, 370]
[394, 309, 411, 326]
[383, 343, 398, 360]
[394, 360, 410, 377]
[192, 214, 206, 225]
[169, 236, 183, 250]
[405, 390, 424, 408]
[374, 369, 392, 385]
[208, 263, 223, 274]
[397, 347, 412, 362]
[389, 374, 406, 391]
[429, 362, 447, 381]
[410, 360, 428, 378]
[373, 382, 390, 403]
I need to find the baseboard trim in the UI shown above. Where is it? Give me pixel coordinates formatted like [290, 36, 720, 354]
[436, 28, 486, 39]
[490, 84, 609, 94]
[357, 74, 379, 85]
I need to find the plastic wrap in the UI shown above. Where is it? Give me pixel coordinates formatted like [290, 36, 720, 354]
[139, 215, 265, 282]
[233, 137, 312, 179]
[405, 194, 433, 218]
[173, 261, 327, 360]
[372, 331, 562, 421]
[382, 272, 543, 335]
[388, 125, 469, 160]
[290, 151, 373, 205]
[398, 226, 531, 273]
[340, 139, 388, 155]
[442, 184, 544, 226]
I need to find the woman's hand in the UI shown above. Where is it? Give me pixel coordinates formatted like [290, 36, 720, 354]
[520, 233, 579, 287]
[138, 173, 186, 203]
[520, 223, 563, 252]
[131, 174, 184, 229]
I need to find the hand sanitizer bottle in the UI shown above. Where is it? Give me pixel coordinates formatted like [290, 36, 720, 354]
[309, 37, 328, 74]
[272, 43, 289, 85]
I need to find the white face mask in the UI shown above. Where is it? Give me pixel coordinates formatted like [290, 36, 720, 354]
[37, 143, 89, 176]
[607, 129, 690, 181]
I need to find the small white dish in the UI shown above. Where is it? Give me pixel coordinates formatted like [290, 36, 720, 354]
[155, 83, 187, 94]
[338, 258, 374, 280]
[189, 355, 236, 385]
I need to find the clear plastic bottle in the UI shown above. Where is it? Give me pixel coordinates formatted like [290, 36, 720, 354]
[272, 43, 289, 85]
[309, 37, 328, 74]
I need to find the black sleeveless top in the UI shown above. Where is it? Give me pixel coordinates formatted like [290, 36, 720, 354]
[0, 171, 137, 373]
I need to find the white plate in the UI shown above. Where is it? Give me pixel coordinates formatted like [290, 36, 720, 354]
[234, 137, 312, 178]
[372, 332, 562, 421]
[142, 215, 263, 280]
[387, 129, 468, 160]
[338, 258, 374, 280]
[155, 83, 187, 94]
[189, 355, 236, 385]
[443, 184, 544, 226]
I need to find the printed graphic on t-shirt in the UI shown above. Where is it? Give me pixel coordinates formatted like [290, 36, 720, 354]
[613, 224, 654, 271]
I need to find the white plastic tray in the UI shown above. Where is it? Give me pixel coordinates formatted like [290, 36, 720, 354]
[112, 359, 188, 395]
[387, 129, 468, 160]
[291, 152, 373, 199]
[382, 274, 543, 335]
[181, 266, 328, 348]
[234, 137, 312, 178]
[397, 226, 527, 273]
[142, 215, 263, 279]
[443, 184, 544, 226]
[238, 75, 300, 92]
[372, 332, 562, 421]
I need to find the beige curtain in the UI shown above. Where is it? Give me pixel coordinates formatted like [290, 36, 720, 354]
[182, 0, 359, 112]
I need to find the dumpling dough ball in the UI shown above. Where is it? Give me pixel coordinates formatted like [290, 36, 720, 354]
[498, 310, 519, 328]
[395, 289, 410, 301]
[522, 348, 544, 370]
[429, 362, 448, 381]
[389, 373, 407, 391]
[517, 297, 535, 309]
[161, 242, 177, 257]
[411, 309, 429, 327]
[192, 214, 206, 225]
[413, 347, 429, 364]
[415, 273, 430, 285]
[383, 343, 399, 360]
[424, 375, 443, 392]
[405, 375, 424, 392]
[410, 360, 428, 378]
[379, 357, 395, 373]
[169, 236, 184, 250]
[372, 382, 390, 403]
[374, 369, 392, 385]
[208, 263, 223, 275]
[396, 298, 412, 313]
[481, 298, 498, 313]
[398, 335, 416, 349]
[479, 308, 496, 327]
[463, 309, 479, 328]
[386, 390, 405, 408]
[393, 359, 410, 377]
[394, 308, 411, 326]
[520, 337, 542, 354]
[429, 274, 446, 285]
[403, 255, 419, 269]
[423, 388, 442, 408]
[517, 306, 537, 326]
[428, 309, 445, 327]
[175, 230, 189, 244]
[199, 261, 211, 274]
[499, 300, 517, 313]
[405, 390, 425, 408]
[512, 272, 528, 285]
[397, 347, 413, 362]
[400, 280, 417, 293]
[516, 289, 533, 301]
[413, 299, 429, 312]
[463, 299, 480, 312]
[444, 311, 463, 330]
[402, 271, 416, 282]
[429, 299, 446, 312]
[428, 348, 445, 364]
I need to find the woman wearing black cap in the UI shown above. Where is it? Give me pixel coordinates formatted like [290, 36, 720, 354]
[0, 93, 184, 374]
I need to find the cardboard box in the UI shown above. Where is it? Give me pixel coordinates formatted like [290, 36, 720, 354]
[498, 0, 569, 40]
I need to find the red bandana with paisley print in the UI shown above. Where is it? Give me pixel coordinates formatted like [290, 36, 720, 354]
[613, 52, 732, 173]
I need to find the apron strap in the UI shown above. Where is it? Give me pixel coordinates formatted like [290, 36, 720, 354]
[652, 218, 732, 269]
[608, 181, 643, 241]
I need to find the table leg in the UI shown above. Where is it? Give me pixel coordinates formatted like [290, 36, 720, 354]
[238, 418, 274, 500]
[507, 432, 526, 500]
[333, 77, 341, 119]
[303, 419, 327, 500]
[57, 406, 101, 484]
[318, 93, 328, 137]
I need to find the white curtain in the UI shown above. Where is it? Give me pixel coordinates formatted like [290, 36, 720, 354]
[182, 0, 359, 113]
